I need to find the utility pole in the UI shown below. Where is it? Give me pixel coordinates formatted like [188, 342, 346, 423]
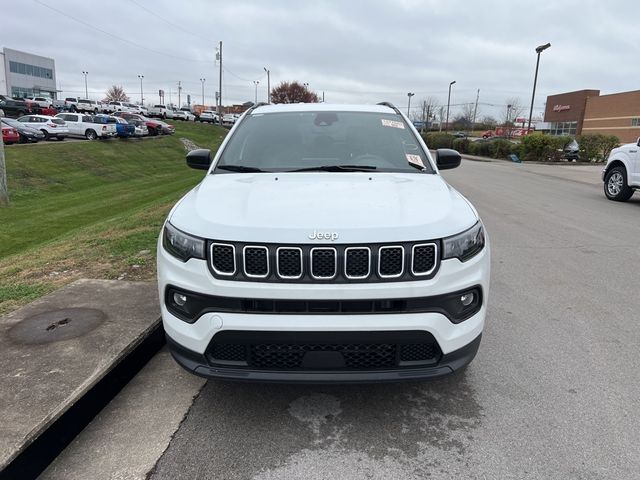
[253, 80, 259, 104]
[0, 110, 7, 206]
[472, 88, 480, 131]
[264, 67, 270, 104]
[200, 78, 206, 106]
[218, 41, 223, 115]
[138, 74, 144, 105]
[177, 81, 182, 108]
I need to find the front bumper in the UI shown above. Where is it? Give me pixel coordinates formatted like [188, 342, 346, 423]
[166, 332, 482, 383]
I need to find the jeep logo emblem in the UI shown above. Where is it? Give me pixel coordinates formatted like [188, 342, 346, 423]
[308, 230, 339, 241]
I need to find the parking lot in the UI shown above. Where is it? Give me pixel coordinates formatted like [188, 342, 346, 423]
[36, 159, 640, 480]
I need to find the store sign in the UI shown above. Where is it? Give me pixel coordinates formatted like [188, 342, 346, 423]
[553, 104, 571, 112]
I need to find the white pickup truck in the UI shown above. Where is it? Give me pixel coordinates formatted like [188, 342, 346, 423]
[76, 99, 103, 114]
[103, 101, 136, 114]
[148, 104, 174, 119]
[55, 112, 117, 140]
[602, 137, 640, 201]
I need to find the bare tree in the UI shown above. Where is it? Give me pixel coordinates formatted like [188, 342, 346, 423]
[459, 102, 477, 124]
[270, 82, 319, 104]
[103, 85, 130, 103]
[503, 97, 525, 124]
[416, 96, 437, 128]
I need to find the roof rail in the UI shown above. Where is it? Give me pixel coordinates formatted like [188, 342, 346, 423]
[247, 102, 269, 113]
[377, 102, 402, 115]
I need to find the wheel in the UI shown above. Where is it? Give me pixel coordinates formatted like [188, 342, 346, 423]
[19, 134, 28, 144]
[71, 105, 77, 112]
[94, 108, 98, 114]
[604, 166, 634, 201]
[162, 113, 166, 119]
[41, 129, 50, 140]
[149, 127, 158, 136]
[85, 129, 98, 140]
[56, 136, 65, 141]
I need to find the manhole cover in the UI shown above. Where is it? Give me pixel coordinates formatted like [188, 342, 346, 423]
[8, 308, 106, 345]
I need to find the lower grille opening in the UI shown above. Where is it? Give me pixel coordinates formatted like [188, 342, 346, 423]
[206, 331, 442, 371]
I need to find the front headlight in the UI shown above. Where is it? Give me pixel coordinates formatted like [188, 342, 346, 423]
[162, 222, 206, 262]
[442, 221, 485, 262]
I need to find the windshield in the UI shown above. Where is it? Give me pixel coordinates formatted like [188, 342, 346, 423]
[215, 111, 433, 174]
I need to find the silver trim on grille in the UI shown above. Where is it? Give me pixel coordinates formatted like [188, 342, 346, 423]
[377, 245, 404, 279]
[242, 245, 269, 278]
[310, 247, 337, 280]
[210, 242, 236, 276]
[411, 243, 438, 276]
[276, 247, 303, 279]
[344, 247, 371, 280]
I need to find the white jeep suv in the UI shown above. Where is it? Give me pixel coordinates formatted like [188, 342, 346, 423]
[602, 137, 639, 201]
[157, 103, 490, 382]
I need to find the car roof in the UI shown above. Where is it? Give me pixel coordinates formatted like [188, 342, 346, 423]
[28, 115, 56, 119]
[250, 103, 397, 115]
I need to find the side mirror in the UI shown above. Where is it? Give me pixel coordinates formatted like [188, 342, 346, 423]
[186, 149, 212, 170]
[637, 137, 640, 147]
[435, 148, 462, 170]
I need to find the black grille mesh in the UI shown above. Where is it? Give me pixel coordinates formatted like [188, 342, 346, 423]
[211, 244, 235, 274]
[413, 245, 436, 274]
[210, 343, 247, 361]
[277, 248, 302, 278]
[311, 249, 336, 278]
[399, 343, 438, 362]
[250, 343, 396, 369]
[345, 248, 370, 278]
[379, 247, 404, 276]
[244, 247, 268, 276]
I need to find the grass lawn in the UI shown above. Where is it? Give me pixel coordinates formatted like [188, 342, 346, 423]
[0, 121, 228, 314]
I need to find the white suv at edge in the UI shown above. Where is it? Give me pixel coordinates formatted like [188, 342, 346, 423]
[602, 137, 639, 201]
[157, 102, 490, 382]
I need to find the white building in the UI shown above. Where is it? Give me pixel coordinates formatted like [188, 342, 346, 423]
[0, 47, 57, 99]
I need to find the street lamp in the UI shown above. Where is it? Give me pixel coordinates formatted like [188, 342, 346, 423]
[407, 92, 415, 116]
[527, 42, 551, 133]
[446, 81, 456, 132]
[264, 67, 270, 103]
[200, 78, 206, 106]
[138, 74, 144, 105]
[253, 80, 260, 104]
[506, 104, 512, 138]
[82, 71, 88, 98]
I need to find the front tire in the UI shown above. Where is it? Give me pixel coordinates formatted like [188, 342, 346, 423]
[85, 129, 98, 140]
[604, 166, 634, 202]
[41, 129, 50, 140]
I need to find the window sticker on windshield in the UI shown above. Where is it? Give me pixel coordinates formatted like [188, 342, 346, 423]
[381, 119, 404, 129]
[406, 154, 424, 168]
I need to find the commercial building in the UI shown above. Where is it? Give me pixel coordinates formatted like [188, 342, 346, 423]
[582, 91, 640, 143]
[544, 88, 640, 143]
[0, 47, 57, 99]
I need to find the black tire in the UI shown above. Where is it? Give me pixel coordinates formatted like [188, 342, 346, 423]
[19, 134, 28, 144]
[149, 127, 158, 136]
[85, 129, 98, 140]
[71, 105, 77, 112]
[162, 113, 166, 119]
[604, 166, 634, 201]
[56, 136, 65, 141]
[41, 129, 50, 140]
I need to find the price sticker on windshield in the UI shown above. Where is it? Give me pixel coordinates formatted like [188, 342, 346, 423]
[406, 154, 424, 168]
[381, 119, 404, 129]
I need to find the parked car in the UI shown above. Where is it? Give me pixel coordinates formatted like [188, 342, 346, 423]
[172, 109, 195, 121]
[199, 110, 218, 123]
[153, 118, 175, 135]
[127, 118, 149, 137]
[17, 114, 68, 140]
[158, 102, 489, 382]
[179, 107, 197, 121]
[602, 137, 639, 201]
[2, 117, 45, 143]
[64, 97, 80, 111]
[563, 139, 580, 161]
[130, 104, 149, 116]
[55, 112, 115, 139]
[110, 116, 136, 138]
[148, 104, 174, 119]
[76, 99, 103, 114]
[26, 96, 52, 108]
[2, 124, 20, 145]
[222, 113, 236, 126]
[40, 106, 58, 116]
[454, 131, 467, 138]
[481, 130, 494, 139]
[112, 112, 164, 136]
[104, 101, 137, 114]
[0, 95, 32, 118]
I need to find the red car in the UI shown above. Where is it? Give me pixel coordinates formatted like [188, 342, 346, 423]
[112, 111, 164, 136]
[2, 125, 20, 145]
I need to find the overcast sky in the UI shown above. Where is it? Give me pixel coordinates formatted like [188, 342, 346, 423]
[4, 0, 639, 120]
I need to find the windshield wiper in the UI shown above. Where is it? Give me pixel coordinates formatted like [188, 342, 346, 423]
[216, 165, 265, 173]
[287, 165, 378, 173]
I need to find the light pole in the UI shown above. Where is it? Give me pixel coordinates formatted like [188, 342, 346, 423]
[253, 80, 260, 104]
[407, 92, 415, 117]
[82, 71, 88, 98]
[138, 75, 144, 105]
[264, 67, 270, 103]
[527, 42, 551, 133]
[446, 81, 456, 132]
[200, 78, 206, 106]
[506, 104, 512, 138]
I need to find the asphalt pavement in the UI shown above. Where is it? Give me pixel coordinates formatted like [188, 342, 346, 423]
[52, 160, 640, 479]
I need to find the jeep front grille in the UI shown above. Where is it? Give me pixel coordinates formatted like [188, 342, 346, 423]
[207, 241, 439, 283]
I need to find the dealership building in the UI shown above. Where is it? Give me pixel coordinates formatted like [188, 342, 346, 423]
[0, 47, 57, 100]
[544, 89, 640, 143]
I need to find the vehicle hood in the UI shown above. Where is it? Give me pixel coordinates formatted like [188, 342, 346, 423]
[169, 173, 478, 243]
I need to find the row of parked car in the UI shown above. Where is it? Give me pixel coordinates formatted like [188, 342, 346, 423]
[1, 110, 177, 144]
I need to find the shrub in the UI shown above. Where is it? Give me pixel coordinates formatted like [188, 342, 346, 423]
[577, 134, 619, 162]
[452, 138, 471, 154]
[519, 133, 573, 161]
[422, 132, 455, 149]
[490, 139, 513, 159]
